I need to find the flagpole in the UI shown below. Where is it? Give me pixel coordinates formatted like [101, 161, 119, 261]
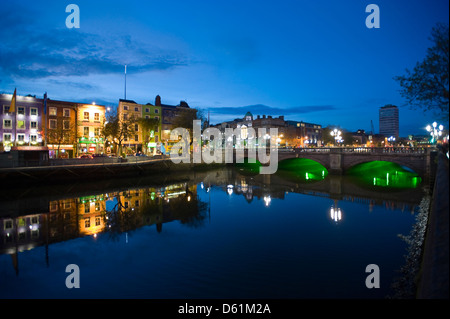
[124, 65, 127, 100]
[44, 92, 47, 147]
[10, 88, 17, 147]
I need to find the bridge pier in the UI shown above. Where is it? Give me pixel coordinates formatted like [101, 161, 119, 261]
[329, 151, 343, 175]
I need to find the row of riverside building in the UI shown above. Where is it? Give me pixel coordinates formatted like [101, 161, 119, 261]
[0, 91, 196, 158]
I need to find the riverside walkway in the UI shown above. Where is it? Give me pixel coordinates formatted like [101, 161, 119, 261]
[417, 151, 449, 299]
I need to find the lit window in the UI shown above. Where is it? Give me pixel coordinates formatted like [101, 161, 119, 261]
[63, 120, 70, 130]
[84, 112, 89, 121]
[49, 107, 57, 116]
[17, 120, 25, 129]
[3, 134, 11, 142]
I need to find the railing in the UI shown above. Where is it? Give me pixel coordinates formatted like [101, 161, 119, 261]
[0, 154, 172, 169]
[294, 147, 429, 154]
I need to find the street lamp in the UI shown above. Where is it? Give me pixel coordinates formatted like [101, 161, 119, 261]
[387, 136, 395, 146]
[330, 128, 342, 147]
[426, 122, 444, 144]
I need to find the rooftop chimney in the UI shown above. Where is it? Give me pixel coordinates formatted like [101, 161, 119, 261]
[155, 95, 161, 106]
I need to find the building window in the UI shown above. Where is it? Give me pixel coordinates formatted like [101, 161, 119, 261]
[154, 116, 159, 121]
[84, 112, 89, 121]
[63, 120, 70, 130]
[84, 218, 90, 228]
[123, 105, 128, 111]
[124, 201, 129, 208]
[50, 201, 58, 211]
[95, 202, 100, 211]
[94, 113, 99, 121]
[155, 109, 159, 114]
[135, 134, 139, 142]
[49, 107, 57, 116]
[123, 113, 128, 120]
[134, 107, 139, 112]
[3, 119, 12, 129]
[64, 201, 71, 209]
[30, 121, 37, 129]
[95, 217, 101, 226]
[30, 108, 38, 116]
[3, 133, 11, 142]
[18, 107, 25, 115]
[84, 204, 90, 213]
[94, 127, 100, 136]
[63, 109, 70, 117]
[30, 135, 37, 143]
[17, 134, 25, 142]
[134, 124, 139, 131]
[3, 105, 10, 113]
[49, 119, 57, 129]
[145, 108, 150, 113]
[17, 120, 25, 129]
[4, 220, 13, 229]
[145, 115, 149, 119]
[83, 127, 89, 137]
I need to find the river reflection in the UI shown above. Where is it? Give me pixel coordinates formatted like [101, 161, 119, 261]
[0, 167, 425, 299]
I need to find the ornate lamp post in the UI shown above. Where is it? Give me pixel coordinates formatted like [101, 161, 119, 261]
[426, 122, 444, 144]
[330, 129, 342, 147]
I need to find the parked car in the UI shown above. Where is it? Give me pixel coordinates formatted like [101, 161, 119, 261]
[79, 153, 93, 159]
[92, 153, 107, 158]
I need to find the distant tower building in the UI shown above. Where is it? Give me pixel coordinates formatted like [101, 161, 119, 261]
[379, 104, 399, 138]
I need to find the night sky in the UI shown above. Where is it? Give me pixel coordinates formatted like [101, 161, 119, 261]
[1, 0, 448, 135]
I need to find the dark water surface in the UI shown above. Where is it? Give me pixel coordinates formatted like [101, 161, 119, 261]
[0, 165, 426, 299]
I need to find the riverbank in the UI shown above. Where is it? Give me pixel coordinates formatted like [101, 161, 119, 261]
[0, 157, 225, 186]
[416, 151, 449, 299]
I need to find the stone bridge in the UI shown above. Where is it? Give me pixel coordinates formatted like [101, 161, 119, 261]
[233, 147, 434, 178]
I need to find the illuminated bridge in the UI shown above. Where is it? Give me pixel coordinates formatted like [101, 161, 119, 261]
[234, 147, 435, 178]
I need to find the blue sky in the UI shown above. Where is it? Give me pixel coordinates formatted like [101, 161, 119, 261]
[0, 0, 448, 135]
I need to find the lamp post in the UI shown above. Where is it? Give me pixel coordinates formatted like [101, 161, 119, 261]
[426, 122, 444, 144]
[387, 136, 395, 147]
[330, 128, 342, 147]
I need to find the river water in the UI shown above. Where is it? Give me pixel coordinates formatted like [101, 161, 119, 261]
[0, 162, 426, 299]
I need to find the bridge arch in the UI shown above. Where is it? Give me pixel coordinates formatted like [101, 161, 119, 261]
[344, 159, 420, 175]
